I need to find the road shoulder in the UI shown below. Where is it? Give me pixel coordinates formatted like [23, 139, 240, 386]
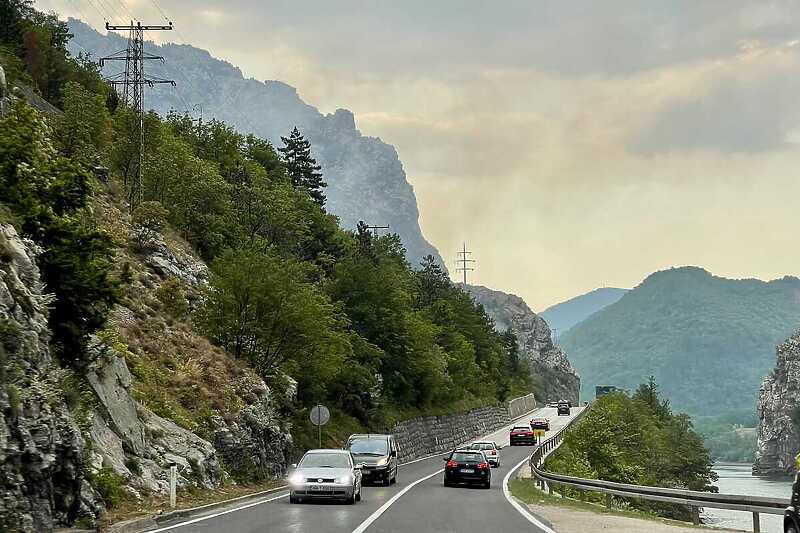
[509, 479, 744, 533]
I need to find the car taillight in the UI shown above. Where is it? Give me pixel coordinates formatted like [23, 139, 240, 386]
[477, 462, 490, 470]
[446, 460, 458, 468]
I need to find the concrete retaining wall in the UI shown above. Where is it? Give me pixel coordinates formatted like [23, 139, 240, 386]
[392, 393, 537, 463]
[508, 393, 537, 419]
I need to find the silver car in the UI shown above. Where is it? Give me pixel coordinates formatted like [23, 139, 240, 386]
[288, 449, 363, 504]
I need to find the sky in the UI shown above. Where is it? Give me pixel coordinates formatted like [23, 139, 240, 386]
[37, 0, 800, 311]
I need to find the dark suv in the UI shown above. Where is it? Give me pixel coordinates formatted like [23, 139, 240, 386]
[557, 402, 571, 416]
[786, 471, 799, 533]
[344, 434, 399, 486]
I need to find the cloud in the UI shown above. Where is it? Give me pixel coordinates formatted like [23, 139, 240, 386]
[39, 0, 800, 308]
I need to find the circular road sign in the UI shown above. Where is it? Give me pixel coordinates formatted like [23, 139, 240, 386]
[310, 405, 330, 426]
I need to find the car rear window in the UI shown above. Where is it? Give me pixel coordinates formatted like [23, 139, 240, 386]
[513, 426, 531, 431]
[469, 442, 495, 451]
[451, 452, 483, 462]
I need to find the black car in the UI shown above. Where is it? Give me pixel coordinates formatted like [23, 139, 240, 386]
[786, 472, 800, 533]
[443, 449, 491, 488]
[557, 402, 571, 416]
[344, 434, 399, 485]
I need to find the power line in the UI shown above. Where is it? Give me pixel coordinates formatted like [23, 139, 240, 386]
[100, 21, 175, 211]
[456, 242, 475, 285]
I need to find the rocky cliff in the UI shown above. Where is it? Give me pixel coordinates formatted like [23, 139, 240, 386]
[464, 285, 580, 404]
[753, 331, 800, 476]
[65, 19, 445, 270]
[0, 195, 292, 530]
[0, 224, 101, 531]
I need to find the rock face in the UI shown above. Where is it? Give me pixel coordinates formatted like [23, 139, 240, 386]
[66, 19, 445, 270]
[753, 331, 800, 476]
[0, 224, 100, 531]
[464, 285, 580, 404]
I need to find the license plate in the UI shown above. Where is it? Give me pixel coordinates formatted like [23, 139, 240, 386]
[459, 468, 474, 474]
[310, 485, 324, 491]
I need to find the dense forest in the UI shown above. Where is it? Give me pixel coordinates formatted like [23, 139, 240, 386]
[547, 379, 717, 520]
[0, 0, 531, 459]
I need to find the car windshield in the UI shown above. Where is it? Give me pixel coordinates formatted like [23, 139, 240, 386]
[347, 438, 388, 455]
[469, 442, 495, 451]
[451, 452, 483, 462]
[299, 453, 351, 468]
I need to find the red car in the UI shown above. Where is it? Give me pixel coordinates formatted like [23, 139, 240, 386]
[509, 425, 536, 446]
[530, 417, 550, 431]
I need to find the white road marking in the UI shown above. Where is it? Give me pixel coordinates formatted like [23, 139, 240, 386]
[502, 456, 557, 533]
[146, 491, 290, 532]
[350, 468, 444, 533]
[147, 407, 547, 533]
[349, 408, 546, 533]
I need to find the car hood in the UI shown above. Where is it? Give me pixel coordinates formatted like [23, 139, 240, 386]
[294, 467, 352, 478]
[351, 453, 388, 466]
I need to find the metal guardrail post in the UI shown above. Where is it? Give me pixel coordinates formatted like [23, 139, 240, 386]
[753, 511, 760, 533]
[690, 506, 699, 525]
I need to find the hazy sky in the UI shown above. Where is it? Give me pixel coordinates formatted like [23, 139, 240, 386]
[38, 0, 800, 310]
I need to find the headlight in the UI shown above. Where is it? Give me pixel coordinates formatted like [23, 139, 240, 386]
[288, 472, 305, 485]
[376, 457, 389, 467]
[336, 474, 354, 484]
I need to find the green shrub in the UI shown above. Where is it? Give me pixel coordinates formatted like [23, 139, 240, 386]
[155, 277, 188, 319]
[91, 467, 128, 509]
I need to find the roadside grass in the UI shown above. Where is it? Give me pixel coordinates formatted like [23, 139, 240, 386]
[508, 478, 717, 530]
[98, 479, 285, 531]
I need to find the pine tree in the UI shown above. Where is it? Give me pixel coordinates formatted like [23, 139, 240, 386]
[278, 126, 327, 206]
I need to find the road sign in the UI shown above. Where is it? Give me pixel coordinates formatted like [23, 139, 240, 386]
[310, 405, 330, 448]
[533, 429, 546, 438]
[310, 405, 330, 426]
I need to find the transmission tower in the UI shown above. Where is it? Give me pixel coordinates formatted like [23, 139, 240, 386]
[100, 21, 175, 210]
[456, 242, 475, 285]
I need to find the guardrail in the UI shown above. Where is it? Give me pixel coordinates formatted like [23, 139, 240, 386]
[528, 406, 788, 533]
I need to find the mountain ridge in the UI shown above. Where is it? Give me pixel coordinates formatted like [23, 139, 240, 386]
[540, 287, 629, 335]
[561, 266, 800, 417]
[65, 18, 445, 270]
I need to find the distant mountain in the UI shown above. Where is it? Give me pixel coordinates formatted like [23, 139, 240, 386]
[65, 19, 445, 269]
[560, 267, 800, 417]
[540, 287, 628, 335]
[464, 284, 580, 404]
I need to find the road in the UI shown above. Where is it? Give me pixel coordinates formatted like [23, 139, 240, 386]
[147, 407, 582, 533]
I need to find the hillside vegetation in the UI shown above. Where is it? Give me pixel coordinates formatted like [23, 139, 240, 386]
[0, 1, 531, 524]
[561, 267, 800, 419]
[548, 380, 716, 521]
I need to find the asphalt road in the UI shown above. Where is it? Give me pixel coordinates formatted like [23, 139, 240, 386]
[147, 407, 582, 533]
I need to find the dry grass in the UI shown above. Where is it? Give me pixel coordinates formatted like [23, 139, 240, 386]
[98, 479, 284, 531]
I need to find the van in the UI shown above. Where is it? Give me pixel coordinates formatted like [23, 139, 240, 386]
[344, 434, 399, 485]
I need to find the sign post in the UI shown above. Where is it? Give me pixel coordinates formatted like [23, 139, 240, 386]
[310, 404, 330, 448]
[169, 463, 177, 508]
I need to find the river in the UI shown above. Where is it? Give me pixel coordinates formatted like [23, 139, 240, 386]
[705, 463, 793, 533]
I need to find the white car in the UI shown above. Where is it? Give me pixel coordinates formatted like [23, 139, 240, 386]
[468, 441, 501, 467]
[288, 449, 363, 504]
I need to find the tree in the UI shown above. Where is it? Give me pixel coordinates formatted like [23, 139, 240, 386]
[278, 126, 326, 206]
[0, 101, 117, 364]
[131, 200, 168, 249]
[199, 246, 349, 377]
[54, 81, 110, 161]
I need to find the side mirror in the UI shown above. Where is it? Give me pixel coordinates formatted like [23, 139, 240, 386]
[443, 457, 449, 461]
[355, 462, 365, 469]
[390, 450, 397, 457]
[290, 463, 297, 469]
